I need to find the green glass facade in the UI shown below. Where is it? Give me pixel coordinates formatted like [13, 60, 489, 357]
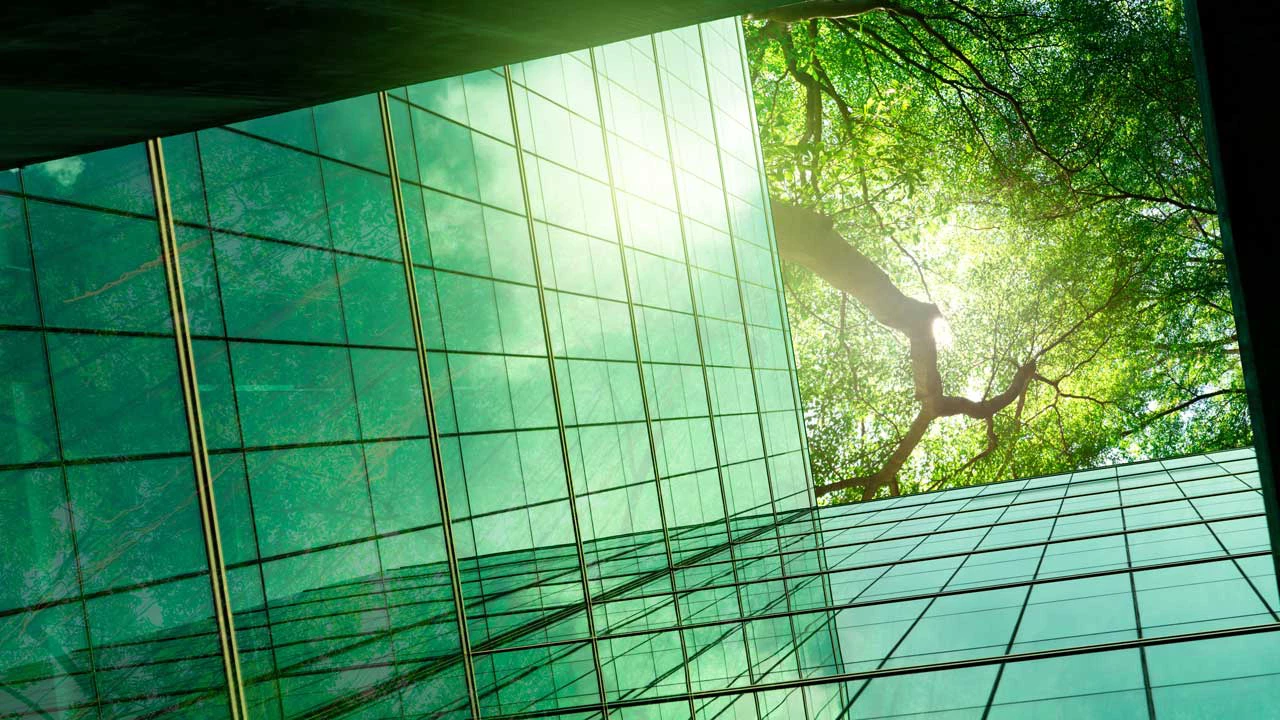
[1, 18, 812, 720]
[2, 16, 1278, 720]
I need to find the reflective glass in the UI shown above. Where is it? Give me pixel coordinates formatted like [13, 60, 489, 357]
[2, 15, 1274, 720]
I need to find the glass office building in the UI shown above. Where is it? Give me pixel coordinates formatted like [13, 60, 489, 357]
[2, 16, 1277, 720]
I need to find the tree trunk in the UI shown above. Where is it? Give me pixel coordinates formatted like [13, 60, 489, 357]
[771, 199, 1036, 498]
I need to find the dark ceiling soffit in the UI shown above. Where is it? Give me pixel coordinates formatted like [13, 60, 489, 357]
[0, 0, 784, 169]
[1184, 0, 1280, 587]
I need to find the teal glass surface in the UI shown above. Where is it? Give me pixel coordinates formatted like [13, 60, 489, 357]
[0, 145, 233, 718]
[163, 96, 474, 717]
[4, 15, 1277, 720]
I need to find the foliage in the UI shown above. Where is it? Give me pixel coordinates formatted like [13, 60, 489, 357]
[743, 0, 1248, 500]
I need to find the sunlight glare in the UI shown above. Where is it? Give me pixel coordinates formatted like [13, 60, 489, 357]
[932, 316, 954, 349]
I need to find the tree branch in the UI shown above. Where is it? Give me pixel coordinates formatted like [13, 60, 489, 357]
[929, 410, 1005, 491]
[752, 0, 905, 24]
[1121, 388, 1246, 437]
[776, 200, 1042, 499]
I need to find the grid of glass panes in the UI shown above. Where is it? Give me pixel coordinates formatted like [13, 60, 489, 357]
[3, 17, 823, 719]
[160, 98, 472, 719]
[705, 22, 833, 704]
[1, 148, 235, 715]
[6, 15, 1280, 720]
[468, 447, 1278, 719]
[386, 65, 598, 718]
[702, 18, 811, 516]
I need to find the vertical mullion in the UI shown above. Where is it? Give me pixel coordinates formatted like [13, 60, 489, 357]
[697, 23, 807, 715]
[15, 170, 106, 720]
[588, 44, 697, 716]
[1164, 459, 1280, 621]
[376, 91, 482, 719]
[696, 24, 783, 521]
[187, 129, 288, 719]
[145, 137, 248, 720]
[649, 29, 764, 716]
[730, 20, 815, 500]
[502, 68, 612, 718]
[1117, 478, 1159, 720]
[979, 490, 1068, 718]
[394, 91, 493, 647]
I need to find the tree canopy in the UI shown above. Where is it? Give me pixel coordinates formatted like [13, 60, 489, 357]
[743, 0, 1248, 501]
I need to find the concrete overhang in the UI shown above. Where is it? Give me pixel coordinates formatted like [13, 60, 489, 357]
[0, 0, 781, 169]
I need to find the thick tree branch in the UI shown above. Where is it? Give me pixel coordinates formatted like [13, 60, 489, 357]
[756, 3, 1227, 500]
[934, 413, 1001, 490]
[816, 410, 932, 497]
[773, 200, 938, 339]
[775, 200, 1040, 499]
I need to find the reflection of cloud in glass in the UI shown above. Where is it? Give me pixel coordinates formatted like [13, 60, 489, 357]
[38, 156, 86, 187]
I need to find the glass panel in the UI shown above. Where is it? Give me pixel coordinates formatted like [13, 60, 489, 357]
[0, 146, 232, 718]
[1147, 630, 1280, 718]
[164, 93, 471, 718]
[988, 651, 1148, 718]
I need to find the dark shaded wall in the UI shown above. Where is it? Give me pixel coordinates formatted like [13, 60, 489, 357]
[0, 0, 783, 168]
[1185, 0, 1280, 581]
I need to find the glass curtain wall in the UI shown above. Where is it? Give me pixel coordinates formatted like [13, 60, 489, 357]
[1, 17, 812, 720]
[6, 15, 1277, 720]
[0, 144, 237, 716]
